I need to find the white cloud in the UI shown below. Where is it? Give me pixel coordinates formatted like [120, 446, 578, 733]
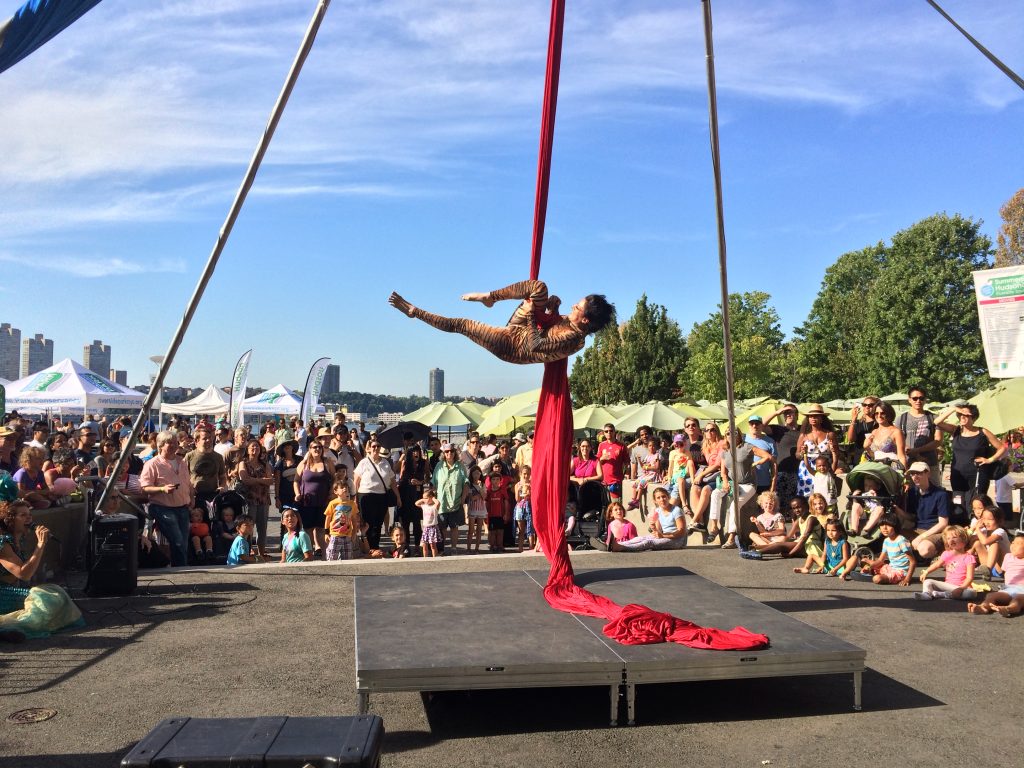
[0, 252, 187, 278]
[0, 0, 1020, 239]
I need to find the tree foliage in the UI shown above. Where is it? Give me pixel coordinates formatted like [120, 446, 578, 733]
[570, 295, 687, 404]
[995, 187, 1024, 267]
[791, 244, 886, 400]
[683, 291, 784, 401]
[853, 213, 991, 401]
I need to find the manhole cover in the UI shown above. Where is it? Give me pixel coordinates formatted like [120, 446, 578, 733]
[7, 708, 57, 724]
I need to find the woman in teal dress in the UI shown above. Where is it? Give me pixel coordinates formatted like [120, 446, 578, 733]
[0, 499, 83, 641]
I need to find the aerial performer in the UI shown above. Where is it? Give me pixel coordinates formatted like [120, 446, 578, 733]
[389, 280, 769, 652]
[388, 279, 614, 365]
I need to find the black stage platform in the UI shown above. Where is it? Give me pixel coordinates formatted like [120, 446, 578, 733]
[354, 567, 865, 725]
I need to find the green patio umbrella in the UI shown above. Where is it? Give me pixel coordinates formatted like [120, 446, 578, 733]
[401, 401, 480, 428]
[613, 401, 689, 433]
[572, 404, 618, 431]
[969, 378, 1024, 435]
[476, 388, 541, 434]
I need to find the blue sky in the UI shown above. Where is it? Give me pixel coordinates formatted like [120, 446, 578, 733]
[2, 0, 1022, 398]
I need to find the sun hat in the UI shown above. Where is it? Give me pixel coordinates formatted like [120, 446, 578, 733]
[440, 442, 454, 452]
[747, 414, 763, 423]
[804, 403, 827, 416]
[907, 461, 930, 474]
[672, 433, 685, 444]
[513, 432, 526, 442]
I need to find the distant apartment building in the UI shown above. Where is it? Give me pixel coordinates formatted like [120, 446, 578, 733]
[83, 340, 111, 376]
[323, 364, 340, 396]
[0, 323, 20, 381]
[429, 368, 444, 401]
[21, 334, 54, 377]
[377, 412, 404, 426]
[110, 369, 128, 386]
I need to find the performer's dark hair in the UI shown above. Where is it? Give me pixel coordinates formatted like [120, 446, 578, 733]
[583, 294, 615, 333]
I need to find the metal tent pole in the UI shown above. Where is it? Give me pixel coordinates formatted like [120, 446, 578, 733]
[701, 0, 742, 546]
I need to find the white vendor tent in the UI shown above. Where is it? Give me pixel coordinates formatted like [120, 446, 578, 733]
[241, 384, 325, 416]
[3, 358, 145, 413]
[159, 384, 230, 416]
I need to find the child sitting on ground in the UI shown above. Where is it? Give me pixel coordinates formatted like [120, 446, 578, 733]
[969, 533, 1024, 616]
[822, 517, 858, 578]
[749, 492, 787, 547]
[389, 525, 408, 559]
[227, 514, 263, 565]
[417, 485, 442, 558]
[916, 525, 976, 600]
[792, 493, 827, 574]
[605, 500, 638, 548]
[189, 507, 214, 563]
[323, 481, 358, 561]
[970, 505, 1010, 579]
[862, 513, 915, 586]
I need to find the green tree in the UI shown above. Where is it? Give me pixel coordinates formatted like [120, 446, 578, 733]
[570, 295, 688, 405]
[569, 321, 622, 405]
[615, 295, 689, 403]
[854, 213, 991, 401]
[791, 243, 886, 400]
[995, 188, 1024, 267]
[683, 291, 784, 401]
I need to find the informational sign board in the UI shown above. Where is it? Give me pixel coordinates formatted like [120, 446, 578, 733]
[973, 265, 1024, 378]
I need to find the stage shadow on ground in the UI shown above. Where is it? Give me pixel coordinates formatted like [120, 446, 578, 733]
[0, 581, 260, 696]
[411, 667, 940, 738]
[0, 748, 131, 768]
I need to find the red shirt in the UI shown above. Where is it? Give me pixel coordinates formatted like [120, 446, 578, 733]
[598, 441, 628, 484]
[485, 475, 512, 519]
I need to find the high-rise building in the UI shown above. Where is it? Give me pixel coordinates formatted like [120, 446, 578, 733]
[110, 369, 128, 386]
[83, 340, 111, 376]
[0, 323, 20, 381]
[21, 334, 53, 377]
[323, 364, 340, 396]
[429, 368, 444, 401]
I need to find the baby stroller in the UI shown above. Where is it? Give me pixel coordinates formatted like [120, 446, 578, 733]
[208, 490, 249, 559]
[567, 481, 607, 550]
[844, 461, 906, 562]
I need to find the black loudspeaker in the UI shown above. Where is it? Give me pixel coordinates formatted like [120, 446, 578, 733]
[88, 513, 138, 596]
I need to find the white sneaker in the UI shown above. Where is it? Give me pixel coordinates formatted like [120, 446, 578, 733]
[913, 592, 933, 600]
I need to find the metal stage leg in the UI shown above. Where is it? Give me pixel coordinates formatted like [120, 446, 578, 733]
[626, 682, 636, 726]
[357, 691, 369, 715]
[609, 684, 619, 726]
[853, 671, 863, 711]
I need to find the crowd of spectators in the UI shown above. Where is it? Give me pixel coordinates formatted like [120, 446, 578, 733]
[1, 385, 1022, 618]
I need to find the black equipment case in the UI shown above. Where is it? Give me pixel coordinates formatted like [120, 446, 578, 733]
[121, 715, 384, 767]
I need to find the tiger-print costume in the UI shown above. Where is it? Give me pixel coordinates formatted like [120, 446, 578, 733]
[408, 280, 586, 365]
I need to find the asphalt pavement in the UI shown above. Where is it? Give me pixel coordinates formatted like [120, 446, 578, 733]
[1, 545, 1021, 768]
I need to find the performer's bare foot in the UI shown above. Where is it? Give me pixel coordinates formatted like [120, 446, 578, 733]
[968, 602, 993, 614]
[461, 292, 495, 307]
[389, 292, 416, 317]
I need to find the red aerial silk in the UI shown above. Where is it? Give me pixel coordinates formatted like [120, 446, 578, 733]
[527, 0, 767, 652]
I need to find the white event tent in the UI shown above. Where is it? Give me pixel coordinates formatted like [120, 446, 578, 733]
[241, 384, 326, 416]
[159, 384, 230, 416]
[3, 358, 145, 413]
